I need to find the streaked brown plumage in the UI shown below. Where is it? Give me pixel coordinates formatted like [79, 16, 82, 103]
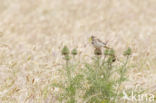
[90, 36, 109, 49]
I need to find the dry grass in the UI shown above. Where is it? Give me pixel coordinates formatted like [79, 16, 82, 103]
[0, 0, 156, 102]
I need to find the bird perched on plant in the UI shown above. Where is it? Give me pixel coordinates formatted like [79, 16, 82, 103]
[89, 36, 109, 49]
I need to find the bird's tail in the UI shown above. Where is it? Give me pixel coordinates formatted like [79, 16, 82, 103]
[103, 40, 110, 49]
[103, 45, 110, 49]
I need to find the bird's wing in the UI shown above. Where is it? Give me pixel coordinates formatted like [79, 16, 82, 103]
[97, 39, 107, 45]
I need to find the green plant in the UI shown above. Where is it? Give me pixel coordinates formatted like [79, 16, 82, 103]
[71, 48, 77, 56]
[52, 46, 83, 103]
[83, 48, 132, 103]
[53, 46, 132, 103]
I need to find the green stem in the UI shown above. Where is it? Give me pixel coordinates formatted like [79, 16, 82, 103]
[66, 60, 72, 81]
[114, 56, 129, 102]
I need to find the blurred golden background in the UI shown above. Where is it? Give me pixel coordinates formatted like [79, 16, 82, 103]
[0, 0, 156, 102]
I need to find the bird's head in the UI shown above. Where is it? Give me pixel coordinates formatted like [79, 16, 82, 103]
[89, 36, 95, 42]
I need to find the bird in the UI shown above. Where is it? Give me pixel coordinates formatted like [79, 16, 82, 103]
[89, 36, 109, 49]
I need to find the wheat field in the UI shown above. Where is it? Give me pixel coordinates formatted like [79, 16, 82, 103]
[0, 0, 156, 103]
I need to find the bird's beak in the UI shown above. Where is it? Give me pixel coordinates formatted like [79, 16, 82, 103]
[88, 37, 92, 42]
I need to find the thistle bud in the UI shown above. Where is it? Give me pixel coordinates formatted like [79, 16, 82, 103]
[71, 48, 77, 56]
[61, 46, 70, 55]
[123, 47, 132, 56]
[108, 49, 115, 56]
[112, 55, 116, 62]
[94, 48, 102, 55]
[104, 49, 109, 55]
[107, 55, 116, 63]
